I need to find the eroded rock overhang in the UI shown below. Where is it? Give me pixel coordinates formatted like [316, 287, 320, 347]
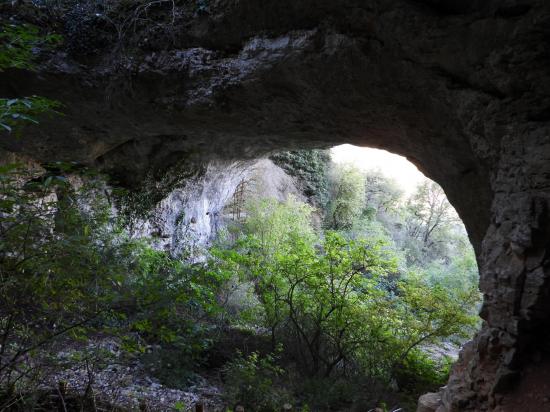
[1, 1, 550, 410]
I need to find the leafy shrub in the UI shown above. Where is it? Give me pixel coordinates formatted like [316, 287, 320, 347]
[325, 164, 366, 230]
[142, 345, 200, 389]
[0, 23, 62, 134]
[0, 23, 61, 71]
[222, 348, 291, 411]
[392, 350, 453, 400]
[0, 96, 61, 134]
[0, 164, 228, 404]
[214, 196, 477, 392]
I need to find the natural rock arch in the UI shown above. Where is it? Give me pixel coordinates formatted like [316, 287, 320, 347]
[1, 1, 550, 410]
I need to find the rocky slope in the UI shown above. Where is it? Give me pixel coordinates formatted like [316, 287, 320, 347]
[1, 1, 550, 410]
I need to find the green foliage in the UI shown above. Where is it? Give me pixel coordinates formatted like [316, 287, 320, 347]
[393, 351, 453, 396]
[344, 168, 480, 307]
[0, 96, 62, 133]
[214, 196, 476, 397]
[270, 149, 330, 207]
[391, 273, 479, 367]
[424, 235, 479, 292]
[222, 349, 289, 411]
[174, 400, 186, 411]
[0, 165, 228, 404]
[326, 164, 366, 230]
[0, 23, 62, 134]
[241, 195, 316, 257]
[403, 181, 458, 265]
[363, 170, 403, 217]
[0, 23, 62, 71]
[0, 165, 123, 396]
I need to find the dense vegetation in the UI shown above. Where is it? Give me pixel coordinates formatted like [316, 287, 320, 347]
[212, 170, 480, 410]
[0, 165, 230, 410]
[270, 150, 331, 208]
[0, 21, 480, 412]
[0, 162, 480, 411]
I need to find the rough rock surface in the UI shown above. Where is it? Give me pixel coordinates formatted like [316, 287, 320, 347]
[417, 392, 442, 412]
[134, 159, 251, 258]
[1, 1, 550, 410]
[50, 338, 223, 412]
[135, 158, 303, 258]
[239, 158, 306, 204]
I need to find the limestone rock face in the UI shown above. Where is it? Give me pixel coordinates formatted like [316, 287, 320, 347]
[133, 159, 251, 259]
[1, 1, 550, 410]
[133, 158, 303, 259]
[240, 159, 306, 204]
[417, 392, 442, 412]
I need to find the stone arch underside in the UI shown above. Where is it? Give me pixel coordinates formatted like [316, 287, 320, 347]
[1, 0, 550, 410]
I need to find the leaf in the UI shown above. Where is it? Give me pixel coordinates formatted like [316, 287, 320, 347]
[0, 199, 15, 212]
[173, 401, 186, 411]
[18, 114, 39, 124]
[0, 163, 20, 173]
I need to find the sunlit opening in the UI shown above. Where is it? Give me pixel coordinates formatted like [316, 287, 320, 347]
[331, 144, 425, 195]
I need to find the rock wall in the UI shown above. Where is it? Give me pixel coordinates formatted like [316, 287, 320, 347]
[441, 120, 550, 412]
[132, 159, 251, 258]
[134, 158, 304, 260]
[1, 1, 550, 410]
[236, 158, 306, 204]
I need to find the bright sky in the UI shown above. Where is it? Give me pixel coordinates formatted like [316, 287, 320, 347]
[330, 144, 427, 195]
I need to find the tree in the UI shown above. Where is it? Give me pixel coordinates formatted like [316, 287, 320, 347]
[364, 170, 403, 217]
[392, 273, 479, 365]
[0, 167, 126, 394]
[326, 164, 365, 230]
[242, 195, 316, 258]
[227, 229, 397, 378]
[215, 195, 477, 386]
[404, 181, 458, 265]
